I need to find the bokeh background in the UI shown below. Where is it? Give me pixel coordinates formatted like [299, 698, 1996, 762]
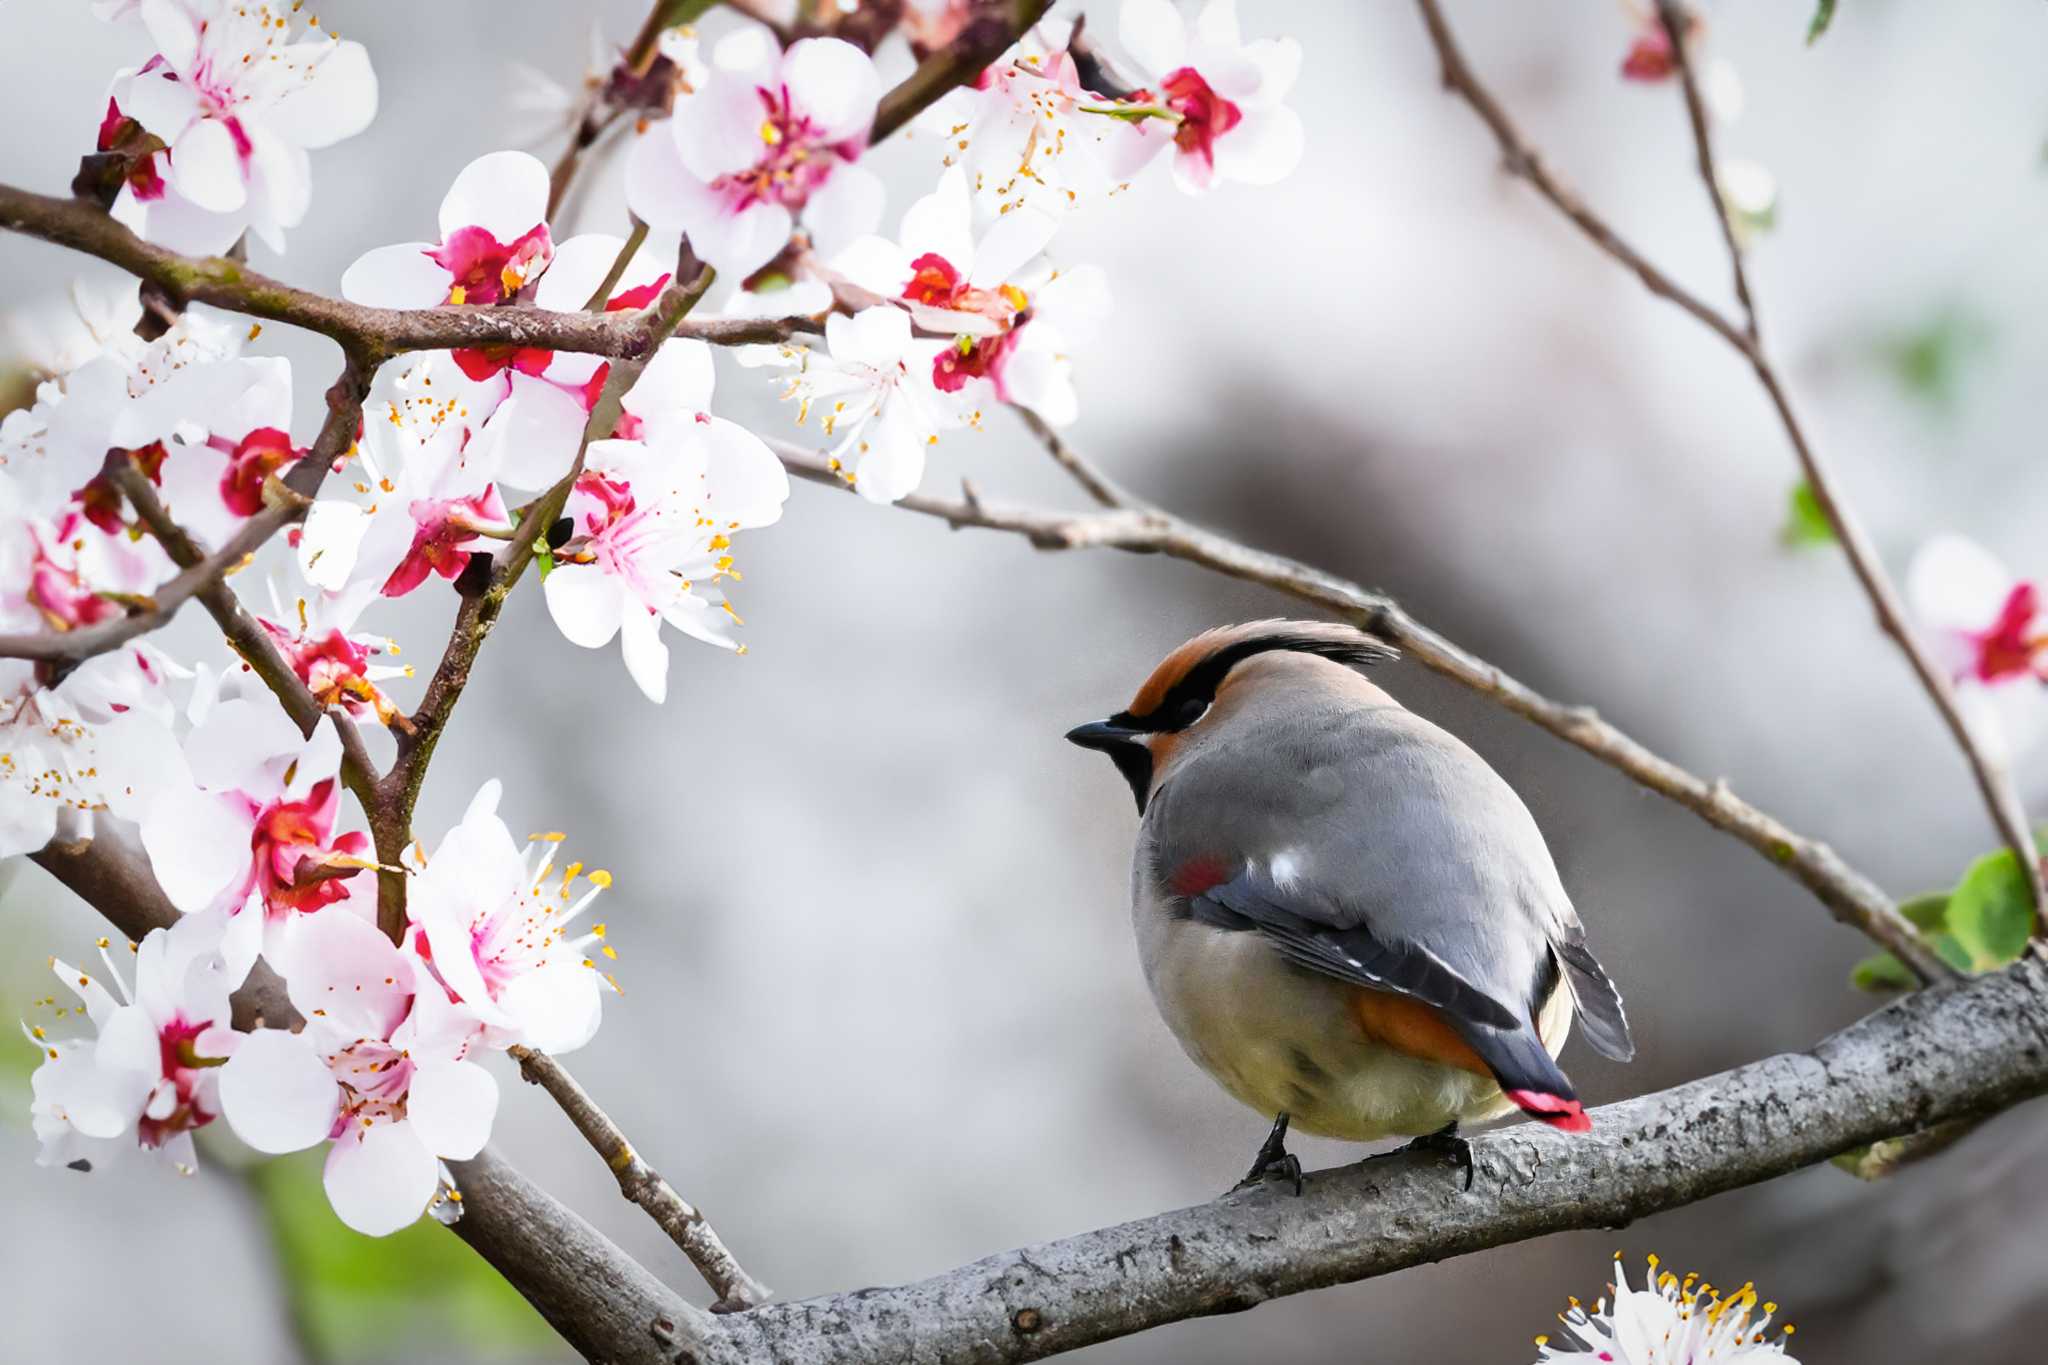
[5, 0, 2048, 1360]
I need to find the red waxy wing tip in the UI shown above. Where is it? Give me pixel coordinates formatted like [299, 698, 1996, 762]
[1505, 1089, 1593, 1133]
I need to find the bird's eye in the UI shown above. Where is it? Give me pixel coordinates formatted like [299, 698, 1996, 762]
[1166, 696, 1210, 730]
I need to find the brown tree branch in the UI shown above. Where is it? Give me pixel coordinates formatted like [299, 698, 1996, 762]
[509, 1045, 769, 1312]
[1015, 405, 1137, 510]
[771, 438, 1952, 982]
[1411, 0, 2047, 922]
[0, 183, 810, 357]
[872, 0, 1054, 142]
[1655, 0, 1759, 340]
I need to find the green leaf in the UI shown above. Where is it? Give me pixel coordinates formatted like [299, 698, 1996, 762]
[1807, 0, 1837, 44]
[252, 1152, 552, 1357]
[1946, 848, 2036, 969]
[1876, 307, 1993, 413]
[1897, 891, 1950, 931]
[1780, 481, 1834, 547]
[535, 545, 554, 580]
[1850, 951, 1917, 994]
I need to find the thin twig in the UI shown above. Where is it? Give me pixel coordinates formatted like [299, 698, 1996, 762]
[0, 503, 298, 666]
[771, 437, 1953, 982]
[1014, 406, 1137, 510]
[1656, 1, 1759, 339]
[584, 218, 651, 310]
[1413, 0, 2046, 923]
[509, 1046, 769, 1311]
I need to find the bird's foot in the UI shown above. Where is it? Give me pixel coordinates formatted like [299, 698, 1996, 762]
[1394, 1121, 1473, 1191]
[1231, 1113, 1304, 1196]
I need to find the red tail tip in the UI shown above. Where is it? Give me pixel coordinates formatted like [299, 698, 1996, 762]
[1506, 1089, 1592, 1133]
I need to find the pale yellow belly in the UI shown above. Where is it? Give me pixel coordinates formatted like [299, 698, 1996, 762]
[1133, 889, 1573, 1142]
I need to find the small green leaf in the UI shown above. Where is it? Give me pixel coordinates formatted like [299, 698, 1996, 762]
[1780, 481, 1834, 547]
[1897, 891, 1950, 931]
[1876, 307, 1993, 413]
[1850, 952, 1917, 994]
[1946, 848, 2036, 969]
[535, 545, 554, 580]
[1807, 0, 1837, 44]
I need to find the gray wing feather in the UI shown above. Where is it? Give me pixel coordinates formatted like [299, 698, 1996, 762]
[1150, 698, 1623, 1040]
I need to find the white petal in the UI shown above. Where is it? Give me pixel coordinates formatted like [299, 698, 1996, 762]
[1908, 534, 2015, 631]
[118, 69, 201, 140]
[672, 75, 771, 183]
[1213, 105, 1304, 186]
[283, 715, 343, 800]
[783, 38, 882, 143]
[534, 232, 626, 312]
[619, 606, 671, 703]
[1241, 35, 1303, 101]
[170, 120, 248, 214]
[1194, 0, 1243, 48]
[828, 306, 911, 368]
[544, 563, 628, 649]
[832, 234, 913, 300]
[625, 338, 717, 423]
[471, 374, 590, 490]
[340, 243, 449, 308]
[897, 165, 975, 273]
[266, 40, 379, 149]
[699, 417, 791, 527]
[279, 911, 413, 1041]
[693, 200, 794, 282]
[297, 499, 371, 591]
[405, 1060, 497, 1160]
[624, 123, 709, 234]
[324, 1120, 438, 1236]
[186, 697, 302, 793]
[438, 150, 551, 243]
[801, 164, 884, 261]
[497, 962, 604, 1055]
[139, 0, 200, 69]
[140, 794, 250, 914]
[219, 1029, 339, 1154]
[1121, 0, 1189, 77]
[969, 206, 1058, 290]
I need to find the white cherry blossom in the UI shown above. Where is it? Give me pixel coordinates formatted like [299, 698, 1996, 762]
[627, 30, 884, 279]
[218, 911, 496, 1236]
[1111, 0, 1304, 193]
[107, 0, 378, 253]
[405, 780, 614, 1054]
[23, 915, 238, 1176]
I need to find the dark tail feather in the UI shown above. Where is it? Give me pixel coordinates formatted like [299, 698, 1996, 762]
[1459, 1020, 1592, 1133]
[1555, 933, 1635, 1062]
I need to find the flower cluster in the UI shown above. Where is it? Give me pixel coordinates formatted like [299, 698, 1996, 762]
[8, 0, 1308, 1238]
[28, 778, 617, 1235]
[1532, 1253, 1798, 1363]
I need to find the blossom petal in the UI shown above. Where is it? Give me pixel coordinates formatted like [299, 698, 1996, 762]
[470, 373, 590, 490]
[340, 243, 449, 308]
[801, 164, 884, 261]
[543, 563, 627, 648]
[691, 200, 795, 282]
[1213, 105, 1304, 186]
[897, 165, 976, 275]
[141, 793, 250, 914]
[1121, 0, 1189, 76]
[279, 910, 413, 1040]
[170, 119, 248, 214]
[324, 1119, 438, 1236]
[968, 206, 1058, 290]
[438, 150, 551, 243]
[626, 338, 718, 424]
[219, 1029, 339, 1154]
[267, 40, 379, 149]
[827, 305, 911, 368]
[619, 605, 671, 703]
[497, 961, 604, 1055]
[186, 697, 302, 793]
[671, 75, 769, 183]
[406, 1059, 497, 1160]
[783, 38, 881, 144]
[1908, 534, 2014, 631]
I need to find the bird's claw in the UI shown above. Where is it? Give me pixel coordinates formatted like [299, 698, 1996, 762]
[1397, 1122, 1474, 1191]
[1232, 1113, 1305, 1196]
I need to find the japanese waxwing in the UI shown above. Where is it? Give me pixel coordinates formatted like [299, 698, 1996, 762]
[1066, 620, 1632, 1190]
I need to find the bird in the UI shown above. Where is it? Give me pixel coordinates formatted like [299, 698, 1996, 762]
[1065, 619, 1633, 1192]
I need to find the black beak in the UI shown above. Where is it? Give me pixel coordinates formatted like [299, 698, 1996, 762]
[1065, 718, 1142, 752]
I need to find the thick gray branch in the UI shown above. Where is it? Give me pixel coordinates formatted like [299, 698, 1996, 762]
[711, 961, 2048, 1363]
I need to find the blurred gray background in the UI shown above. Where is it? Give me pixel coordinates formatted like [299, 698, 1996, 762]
[5, 0, 2048, 1360]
